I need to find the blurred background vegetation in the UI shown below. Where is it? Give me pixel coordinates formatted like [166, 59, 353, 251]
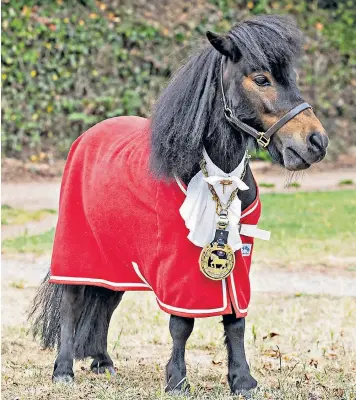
[1, 0, 355, 160]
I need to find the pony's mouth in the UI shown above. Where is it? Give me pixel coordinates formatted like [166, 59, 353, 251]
[267, 142, 284, 167]
[283, 147, 311, 171]
[267, 142, 312, 171]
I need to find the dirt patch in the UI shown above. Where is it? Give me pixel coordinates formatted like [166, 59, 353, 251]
[1, 182, 60, 210]
[1, 256, 49, 326]
[1, 158, 64, 183]
[252, 162, 356, 192]
[1, 214, 58, 240]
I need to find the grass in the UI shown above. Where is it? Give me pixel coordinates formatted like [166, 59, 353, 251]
[1, 205, 56, 226]
[1, 292, 355, 399]
[1, 190, 355, 270]
[9, 280, 25, 289]
[254, 190, 356, 268]
[259, 182, 275, 189]
[285, 182, 301, 189]
[339, 179, 354, 186]
[1, 228, 55, 254]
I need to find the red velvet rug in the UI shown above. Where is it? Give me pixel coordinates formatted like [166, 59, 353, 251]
[50, 116, 261, 318]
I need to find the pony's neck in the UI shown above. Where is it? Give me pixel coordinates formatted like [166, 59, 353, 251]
[202, 131, 247, 175]
[181, 85, 249, 182]
[200, 94, 257, 211]
[199, 86, 248, 176]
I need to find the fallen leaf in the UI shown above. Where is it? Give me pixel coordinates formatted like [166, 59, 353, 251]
[261, 349, 279, 358]
[263, 332, 280, 340]
[309, 358, 318, 368]
[333, 388, 345, 397]
[325, 352, 338, 359]
[282, 352, 299, 361]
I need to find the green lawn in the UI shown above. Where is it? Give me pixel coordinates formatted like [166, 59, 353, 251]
[1, 205, 56, 225]
[2, 191, 355, 269]
[255, 190, 356, 268]
[1, 228, 55, 255]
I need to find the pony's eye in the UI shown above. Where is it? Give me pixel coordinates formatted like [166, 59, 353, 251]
[254, 75, 271, 87]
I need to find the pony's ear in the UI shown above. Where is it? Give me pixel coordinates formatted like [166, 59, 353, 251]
[206, 31, 240, 61]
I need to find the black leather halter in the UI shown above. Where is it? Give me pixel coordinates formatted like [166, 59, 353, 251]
[220, 60, 312, 147]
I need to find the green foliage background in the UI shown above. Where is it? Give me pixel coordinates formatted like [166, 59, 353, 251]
[1, 0, 355, 159]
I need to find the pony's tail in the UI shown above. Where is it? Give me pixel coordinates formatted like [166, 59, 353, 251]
[29, 273, 124, 359]
[28, 272, 63, 350]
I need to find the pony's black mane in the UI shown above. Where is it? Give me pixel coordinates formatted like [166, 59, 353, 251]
[150, 15, 303, 180]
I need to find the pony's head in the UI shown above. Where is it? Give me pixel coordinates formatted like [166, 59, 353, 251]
[207, 15, 328, 171]
[151, 15, 329, 178]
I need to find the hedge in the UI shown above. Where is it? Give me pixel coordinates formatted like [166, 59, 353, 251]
[1, 0, 355, 159]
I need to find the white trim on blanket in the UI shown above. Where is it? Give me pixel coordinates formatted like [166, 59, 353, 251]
[49, 275, 150, 288]
[51, 262, 247, 316]
[156, 279, 228, 314]
[229, 271, 248, 314]
[241, 199, 259, 218]
[132, 261, 229, 314]
[132, 262, 152, 289]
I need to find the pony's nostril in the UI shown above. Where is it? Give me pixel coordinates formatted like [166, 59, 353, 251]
[308, 132, 326, 152]
[321, 134, 329, 148]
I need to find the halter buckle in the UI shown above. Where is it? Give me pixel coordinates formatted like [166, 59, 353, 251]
[257, 133, 270, 147]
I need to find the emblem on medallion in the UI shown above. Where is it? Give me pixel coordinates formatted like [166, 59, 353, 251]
[199, 241, 235, 280]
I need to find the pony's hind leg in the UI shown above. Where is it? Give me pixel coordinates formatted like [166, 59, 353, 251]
[89, 290, 124, 375]
[223, 314, 257, 397]
[165, 315, 194, 394]
[53, 285, 85, 383]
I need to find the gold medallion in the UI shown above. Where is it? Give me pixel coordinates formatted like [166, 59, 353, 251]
[199, 242, 235, 280]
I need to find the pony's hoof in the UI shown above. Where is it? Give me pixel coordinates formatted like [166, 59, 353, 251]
[165, 377, 190, 396]
[52, 374, 74, 384]
[232, 389, 253, 399]
[91, 365, 116, 375]
[230, 376, 257, 398]
[165, 386, 190, 396]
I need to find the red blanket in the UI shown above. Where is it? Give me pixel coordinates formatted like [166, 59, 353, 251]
[50, 116, 261, 318]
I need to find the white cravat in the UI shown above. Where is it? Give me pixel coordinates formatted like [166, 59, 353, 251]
[179, 149, 249, 251]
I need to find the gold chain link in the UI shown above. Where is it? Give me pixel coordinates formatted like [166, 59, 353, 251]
[199, 152, 249, 215]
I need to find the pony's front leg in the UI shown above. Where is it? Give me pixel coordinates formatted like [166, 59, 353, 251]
[223, 314, 257, 397]
[53, 285, 85, 383]
[165, 315, 194, 394]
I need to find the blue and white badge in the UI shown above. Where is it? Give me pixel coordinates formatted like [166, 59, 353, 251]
[241, 243, 252, 257]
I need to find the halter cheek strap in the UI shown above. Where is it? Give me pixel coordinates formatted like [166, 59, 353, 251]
[220, 59, 312, 147]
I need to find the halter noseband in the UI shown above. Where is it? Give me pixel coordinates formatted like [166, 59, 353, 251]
[220, 59, 312, 147]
